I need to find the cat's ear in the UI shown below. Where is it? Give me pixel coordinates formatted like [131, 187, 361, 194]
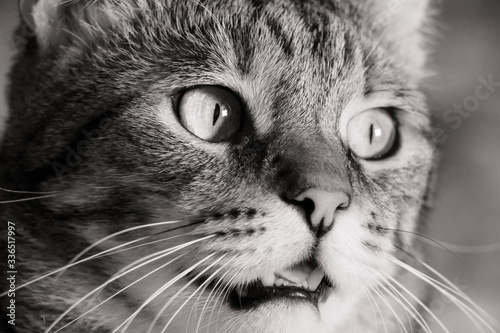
[18, 0, 117, 50]
[19, 0, 60, 46]
[356, 0, 432, 76]
[19, 0, 38, 33]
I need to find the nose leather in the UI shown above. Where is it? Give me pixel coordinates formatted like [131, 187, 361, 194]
[295, 188, 350, 236]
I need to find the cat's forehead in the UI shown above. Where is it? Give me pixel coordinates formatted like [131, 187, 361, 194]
[133, 1, 367, 134]
[161, 0, 360, 79]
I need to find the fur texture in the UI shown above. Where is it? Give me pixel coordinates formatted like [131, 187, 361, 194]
[1, 0, 437, 332]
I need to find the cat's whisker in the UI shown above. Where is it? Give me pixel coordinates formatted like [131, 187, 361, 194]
[393, 244, 494, 326]
[156, 255, 231, 333]
[47, 235, 215, 333]
[381, 283, 415, 333]
[384, 279, 432, 333]
[0, 186, 60, 195]
[362, 286, 381, 333]
[424, 241, 500, 254]
[207, 274, 235, 326]
[375, 272, 432, 333]
[184, 276, 220, 333]
[207, 288, 239, 333]
[384, 227, 494, 262]
[419, 260, 499, 327]
[372, 285, 409, 333]
[0, 236, 145, 297]
[150, 220, 206, 238]
[50, 252, 189, 333]
[389, 256, 498, 332]
[382, 270, 450, 333]
[185, 258, 234, 333]
[87, 234, 201, 306]
[5, 233, 192, 298]
[203, 267, 242, 333]
[56, 220, 184, 279]
[381, 227, 456, 254]
[393, 286, 414, 333]
[100, 234, 186, 265]
[147, 256, 225, 333]
[418, 259, 500, 330]
[0, 194, 58, 204]
[392, 256, 496, 329]
[366, 286, 389, 333]
[195, 266, 235, 333]
[214, 269, 242, 332]
[115, 253, 216, 333]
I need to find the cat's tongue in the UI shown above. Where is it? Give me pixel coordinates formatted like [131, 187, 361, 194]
[261, 261, 325, 291]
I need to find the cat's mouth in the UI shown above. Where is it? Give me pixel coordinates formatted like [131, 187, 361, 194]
[228, 260, 333, 309]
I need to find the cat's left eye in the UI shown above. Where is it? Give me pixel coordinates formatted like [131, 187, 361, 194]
[346, 109, 397, 160]
[177, 86, 243, 142]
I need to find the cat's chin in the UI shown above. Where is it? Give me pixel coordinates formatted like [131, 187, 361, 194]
[221, 286, 356, 333]
[223, 298, 330, 333]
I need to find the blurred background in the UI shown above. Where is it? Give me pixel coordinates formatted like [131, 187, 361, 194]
[0, 0, 499, 331]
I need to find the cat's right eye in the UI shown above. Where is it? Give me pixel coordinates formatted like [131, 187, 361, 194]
[176, 86, 243, 142]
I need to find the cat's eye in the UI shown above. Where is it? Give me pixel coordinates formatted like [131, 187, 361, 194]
[346, 109, 397, 160]
[177, 86, 242, 142]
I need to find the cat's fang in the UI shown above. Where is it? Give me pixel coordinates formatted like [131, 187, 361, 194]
[261, 272, 276, 286]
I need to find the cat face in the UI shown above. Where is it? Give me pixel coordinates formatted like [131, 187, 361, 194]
[2, 0, 434, 332]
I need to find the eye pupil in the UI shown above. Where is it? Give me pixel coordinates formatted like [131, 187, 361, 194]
[213, 103, 221, 126]
[369, 123, 374, 144]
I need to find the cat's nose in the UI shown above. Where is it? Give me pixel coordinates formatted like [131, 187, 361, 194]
[295, 188, 350, 237]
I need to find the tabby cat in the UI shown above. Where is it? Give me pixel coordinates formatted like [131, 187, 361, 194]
[1, 0, 492, 332]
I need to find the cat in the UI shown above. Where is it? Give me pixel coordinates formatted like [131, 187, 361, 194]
[0, 0, 494, 333]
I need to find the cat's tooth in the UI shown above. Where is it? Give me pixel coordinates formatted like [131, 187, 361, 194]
[274, 278, 285, 287]
[261, 272, 276, 287]
[306, 268, 324, 291]
[300, 280, 311, 290]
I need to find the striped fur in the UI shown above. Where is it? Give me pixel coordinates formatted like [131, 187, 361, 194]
[1, 1, 435, 332]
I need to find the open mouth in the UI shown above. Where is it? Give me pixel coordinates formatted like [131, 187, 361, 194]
[228, 260, 333, 309]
